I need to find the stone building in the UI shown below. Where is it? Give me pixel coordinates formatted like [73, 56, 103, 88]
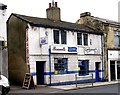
[76, 12, 120, 81]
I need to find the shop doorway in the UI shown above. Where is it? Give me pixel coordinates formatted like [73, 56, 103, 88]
[117, 61, 120, 79]
[110, 61, 115, 81]
[95, 62, 101, 82]
[36, 61, 45, 85]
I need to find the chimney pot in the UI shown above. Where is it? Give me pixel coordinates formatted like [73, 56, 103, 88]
[49, 3, 51, 8]
[55, 2, 58, 7]
[80, 12, 91, 17]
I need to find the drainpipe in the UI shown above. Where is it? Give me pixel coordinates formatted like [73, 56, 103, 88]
[48, 46, 51, 85]
[0, 46, 2, 74]
[101, 34, 104, 81]
[0, 41, 3, 75]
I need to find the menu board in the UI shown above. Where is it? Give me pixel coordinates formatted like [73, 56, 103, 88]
[22, 73, 32, 89]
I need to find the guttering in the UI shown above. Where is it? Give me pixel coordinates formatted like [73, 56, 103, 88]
[48, 46, 51, 86]
[101, 34, 104, 81]
[29, 23, 103, 35]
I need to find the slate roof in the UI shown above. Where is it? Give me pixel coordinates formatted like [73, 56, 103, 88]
[92, 16, 120, 27]
[9, 13, 103, 34]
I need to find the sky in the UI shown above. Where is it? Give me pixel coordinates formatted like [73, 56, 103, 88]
[0, 0, 119, 23]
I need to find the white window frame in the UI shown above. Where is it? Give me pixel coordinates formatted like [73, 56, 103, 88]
[77, 33, 89, 46]
[53, 29, 67, 45]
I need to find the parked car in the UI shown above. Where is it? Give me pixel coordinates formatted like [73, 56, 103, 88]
[0, 75, 10, 95]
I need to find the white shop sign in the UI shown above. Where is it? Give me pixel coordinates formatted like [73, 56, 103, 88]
[51, 46, 77, 54]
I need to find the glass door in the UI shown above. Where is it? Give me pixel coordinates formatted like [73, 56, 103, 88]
[110, 61, 115, 81]
[117, 61, 120, 79]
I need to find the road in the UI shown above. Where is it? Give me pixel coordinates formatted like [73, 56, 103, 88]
[8, 83, 120, 95]
[62, 83, 119, 93]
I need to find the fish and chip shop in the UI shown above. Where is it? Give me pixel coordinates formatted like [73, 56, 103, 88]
[27, 25, 104, 85]
[7, 2, 104, 86]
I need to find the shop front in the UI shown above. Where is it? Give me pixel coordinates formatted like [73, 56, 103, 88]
[108, 49, 120, 81]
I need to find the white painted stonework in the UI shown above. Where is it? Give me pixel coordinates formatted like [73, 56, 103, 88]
[27, 24, 104, 85]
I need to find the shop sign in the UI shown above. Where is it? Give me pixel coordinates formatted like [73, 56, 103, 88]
[51, 46, 77, 53]
[84, 48, 100, 55]
[68, 47, 77, 52]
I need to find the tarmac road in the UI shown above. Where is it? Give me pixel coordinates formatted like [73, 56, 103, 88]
[63, 83, 119, 93]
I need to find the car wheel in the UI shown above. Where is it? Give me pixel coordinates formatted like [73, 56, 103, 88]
[2, 86, 6, 95]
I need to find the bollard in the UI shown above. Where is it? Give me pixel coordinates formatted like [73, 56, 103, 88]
[92, 73, 93, 86]
[75, 74, 77, 88]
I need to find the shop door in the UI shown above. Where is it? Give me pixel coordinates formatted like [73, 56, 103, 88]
[95, 62, 100, 82]
[117, 61, 120, 79]
[110, 61, 115, 81]
[36, 61, 45, 85]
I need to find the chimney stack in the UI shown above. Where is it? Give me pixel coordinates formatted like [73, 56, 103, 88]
[80, 12, 91, 18]
[46, 2, 61, 21]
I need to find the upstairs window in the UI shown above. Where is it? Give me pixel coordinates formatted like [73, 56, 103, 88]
[77, 33, 88, 46]
[53, 30, 67, 44]
[114, 32, 120, 47]
[61, 30, 67, 44]
[83, 34, 88, 46]
[54, 30, 59, 44]
[77, 33, 82, 45]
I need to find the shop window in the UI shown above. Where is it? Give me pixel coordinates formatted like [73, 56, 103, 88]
[78, 60, 89, 76]
[54, 58, 68, 74]
[53, 30, 67, 44]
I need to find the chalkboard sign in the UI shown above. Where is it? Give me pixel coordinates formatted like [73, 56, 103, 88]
[22, 73, 34, 89]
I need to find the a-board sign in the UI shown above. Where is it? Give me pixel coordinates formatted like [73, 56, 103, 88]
[22, 73, 34, 89]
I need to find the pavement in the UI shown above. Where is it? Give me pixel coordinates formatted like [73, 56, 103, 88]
[10, 80, 119, 92]
[50, 80, 119, 90]
[9, 85, 62, 94]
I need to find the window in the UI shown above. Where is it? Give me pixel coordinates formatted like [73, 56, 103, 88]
[114, 32, 120, 47]
[54, 58, 68, 74]
[78, 60, 89, 76]
[77, 33, 88, 46]
[90, 39, 92, 45]
[77, 33, 82, 45]
[61, 30, 67, 44]
[83, 34, 88, 46]
[54, 30, 59, 44]
[53, 30, 67, 44]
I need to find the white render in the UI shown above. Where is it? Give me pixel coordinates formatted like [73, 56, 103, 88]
[0, 4, 7, 41]
[0, 4, 7, 77]
[27, 24, 103, 85]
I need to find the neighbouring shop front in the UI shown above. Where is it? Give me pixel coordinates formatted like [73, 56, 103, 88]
[108, 49, 120, 81]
